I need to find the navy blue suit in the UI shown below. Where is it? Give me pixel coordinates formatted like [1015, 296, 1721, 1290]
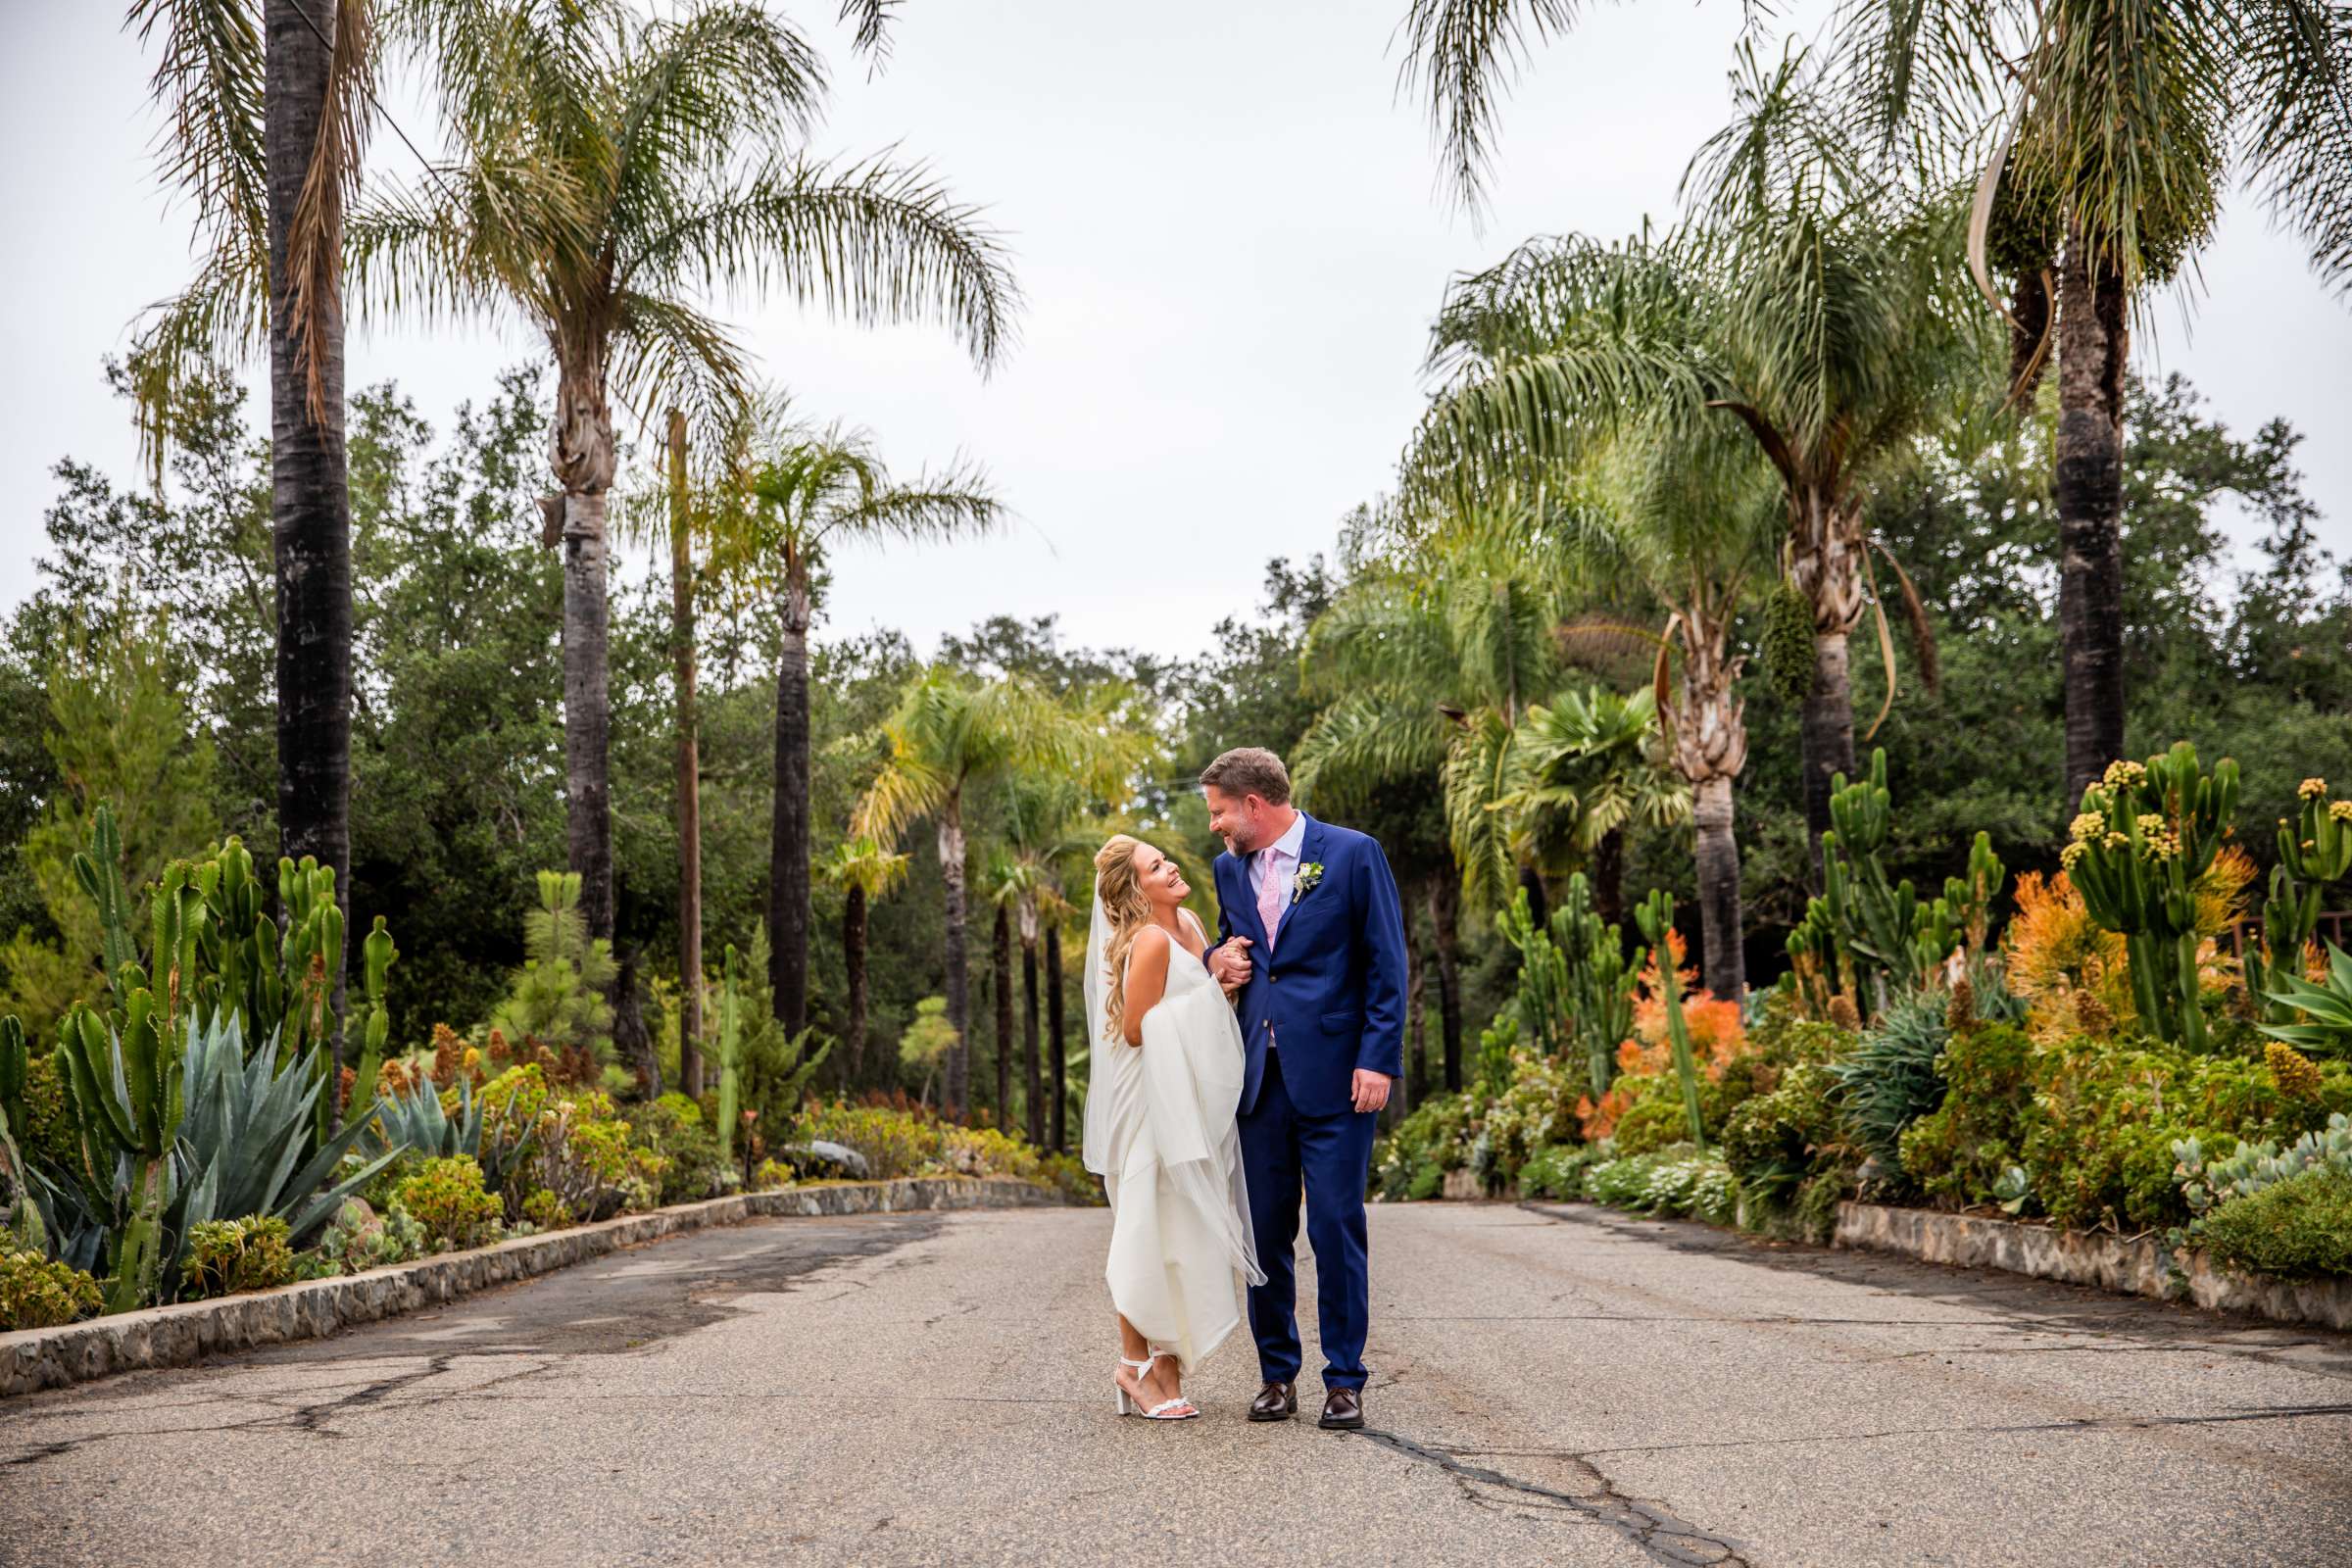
[1210, 813, 1408, 1391]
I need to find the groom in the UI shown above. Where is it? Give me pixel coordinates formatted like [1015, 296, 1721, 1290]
[1200, 747, 1408, 1431]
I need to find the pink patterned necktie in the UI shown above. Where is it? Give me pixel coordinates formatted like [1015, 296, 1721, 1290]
[1256, 848, 1286, 955]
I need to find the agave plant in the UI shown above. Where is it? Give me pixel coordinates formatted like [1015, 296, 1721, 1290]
[365, 1077, 483, 1163]
[2261, 945, 2352, 1058]
[1829, 989, 1953, 1177]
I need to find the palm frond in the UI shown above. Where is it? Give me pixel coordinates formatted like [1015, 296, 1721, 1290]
[621, 155, 1020, 370]
[1293, 691, 1451, 813]
[2236, 0, 2352, 291]
[1396, 0, 1593, 217]
[611, 290, 754, 451]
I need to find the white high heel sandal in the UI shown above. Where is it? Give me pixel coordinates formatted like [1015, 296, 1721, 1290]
[1115, 1350, 1199, 1420]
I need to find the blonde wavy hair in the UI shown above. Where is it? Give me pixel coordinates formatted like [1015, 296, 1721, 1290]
[1094, 834, 1155, 1043]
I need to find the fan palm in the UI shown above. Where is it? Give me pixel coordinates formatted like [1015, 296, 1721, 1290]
[1497, 682, 1690, 923]
[346, 0, 1018, 941]
[1834, 0, 2352, 802]
[814, 836, 908, 1088]
[850, 671, 1137, 1119]
[708, 406, 1003, 1035]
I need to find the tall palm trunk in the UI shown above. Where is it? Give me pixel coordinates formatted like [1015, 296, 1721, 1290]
[267, 0, 353, 1071]
[1665, 609, 1749, 1000]
[2056, 232, 2129, 805]
[1428, 879, 1463, 1092]
[1691, 776, 1745, 1000]
[552, 340, 617, 944]
[1790, 485, 1867, 881]
[668, 412, 704, 1098]
[938, 799, 969, 1119]
[842, 882, 869, 1086]
[991, 903, 1013, 1128]
[768, 557, 812, 1034]
[1045, 920, 1067, 1152]
[1592, 827, 1625, 927]
[1019, 913, 1042, 1146]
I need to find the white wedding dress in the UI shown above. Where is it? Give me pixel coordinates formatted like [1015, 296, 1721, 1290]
[1081, 906, 1264, 1374]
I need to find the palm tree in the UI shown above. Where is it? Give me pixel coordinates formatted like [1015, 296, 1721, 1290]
[1496, 682, 1690, 925]
[990, 775, 1089, 1146]
[349, 0, 1017, 941]
[1834, 0, 2352, 802]
[126, 0, 375, 1071]
[1415, 88, 1968, 870]
[699, 407, 1004, 1034]
[850, 671, 1136, 1119]
[815, 836, 908, 1089]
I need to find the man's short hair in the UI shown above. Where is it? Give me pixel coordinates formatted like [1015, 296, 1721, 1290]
[1200, 747, 1293, 807]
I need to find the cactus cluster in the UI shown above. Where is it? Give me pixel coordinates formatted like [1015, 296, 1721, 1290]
[1787, 750, 2006, 1023]
[2245, 778, 2352, 1026]
[2064, 743, 2239, 1052]
[716, 944, 746, 1167]
[1494, 878, 1647, 1102]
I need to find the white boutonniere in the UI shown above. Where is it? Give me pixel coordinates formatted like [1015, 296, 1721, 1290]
[1292, 861, 1325, 905]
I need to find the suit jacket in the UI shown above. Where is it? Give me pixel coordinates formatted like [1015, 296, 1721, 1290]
[1211, 813, 1409, 1119]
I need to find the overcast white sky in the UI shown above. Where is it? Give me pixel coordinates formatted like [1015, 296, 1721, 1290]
[5, 1, 2348, 662]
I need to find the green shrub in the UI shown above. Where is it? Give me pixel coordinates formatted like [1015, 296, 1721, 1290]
[395, 1156, 506, 1252]
[1898, 1023, 2034, 1207]
[793, 1102, 942, 1180]
[1610, 1092, 1694, 1157]
[479, 1066, 661, 1223]
[1478, 1052, 1590, 1184]
[179, 1215, 297, 1298]
[1722, 1062, 1843, 1201]
[626, 1094, 730, 1204]
[1, 1248, 102, 1329]
[1518, 1143, 1600, 1200]
[2198, 1167, 2352, 1278]
[1585, 1147, 1737, 1223]
[2022, 1039, 2351, 1231]
[1373, 1092, 1476, 1200]
[308, 1197, 428, 1277]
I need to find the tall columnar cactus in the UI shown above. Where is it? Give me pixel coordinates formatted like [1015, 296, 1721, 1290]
[1911, 832, 2007, 980]
[72, 804, 142, 1005]
[2246, 779, 2352, 1024]
[57, 998, 184, 1312]
[2064, 742, 2240, 1052]
[1554, 873, 1644, 1098]
[716, 944, 745, 1166]
[1635, 891, 1706, 1147]
[193, 838, 284, 1042]
[1495, 889, 1568, 1058]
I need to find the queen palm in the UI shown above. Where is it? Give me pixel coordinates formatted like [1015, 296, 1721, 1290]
[348, 0, 1017, 941]
[1833, 0, 2352, 801]
[710, 410, 1002, 1035]
[851, 671, 1136, 1120]
[815, 836, 908, 1088]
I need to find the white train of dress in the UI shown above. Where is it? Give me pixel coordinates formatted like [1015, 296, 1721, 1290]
[1080, 908, 1263, 1373]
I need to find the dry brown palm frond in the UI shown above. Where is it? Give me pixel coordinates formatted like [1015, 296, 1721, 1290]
[282, 0, 374, 427]
[1871, 537, 1941, 695]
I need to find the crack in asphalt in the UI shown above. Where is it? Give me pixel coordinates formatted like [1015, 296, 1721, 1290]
[1356, 1425, 1752, 1567]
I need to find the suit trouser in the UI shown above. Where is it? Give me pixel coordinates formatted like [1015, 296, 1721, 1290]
[1238, 1048, 1377, 1390]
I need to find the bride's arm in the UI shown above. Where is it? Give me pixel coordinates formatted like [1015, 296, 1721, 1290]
[1122, 925, 1172, 1047]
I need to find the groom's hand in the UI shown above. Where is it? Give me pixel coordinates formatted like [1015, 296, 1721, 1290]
[1207, 937, 1252, 991]
[1350, 1069, 1392, 1114]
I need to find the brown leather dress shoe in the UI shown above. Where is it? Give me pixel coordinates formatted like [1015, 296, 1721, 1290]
[1318, 1387, 1364, 1430]
[1249, 1381, 1298, 1422]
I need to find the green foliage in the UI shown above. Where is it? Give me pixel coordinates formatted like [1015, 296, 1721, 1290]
[1829, 989, 1953, 1180]
[307, 1197, 430, 1278]
[365, 1077, 481, 1162]
[896, 997, 958, 1102]
[1759, 578, 1815, 706]
[625, 1094, 732, 1205]
[2196, 1166, 2352, 1279]
[2174, 1110, 2352, 1219]
[2064, 744, 2240, 1052]
[1788, 751, 1968, 1019]
[1373, 1091, 1477, 1200]
[489, 871, 617, 1071]
[179, 1215, 295, 1298]
[1584, 1147, 1738, 1224]
[393, 1156, 505, 1253]
[1, 1248, 103, 1330]
[726, 925, 831, 1159]
[1517, 1142, 1603, 1200]
[2021, 1040, 2349, 1232]
[2259, 943, 2352, 1057]
[475, 1065, 657, 1226]
[1898, 1023, 2036, 1207]
[1722, 1062, 1845, 1204]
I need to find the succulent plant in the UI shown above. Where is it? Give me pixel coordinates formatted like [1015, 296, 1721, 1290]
[1635, 890, 1706, 1148]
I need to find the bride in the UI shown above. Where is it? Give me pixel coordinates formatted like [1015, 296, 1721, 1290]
[1082, 834, 1263, 1421]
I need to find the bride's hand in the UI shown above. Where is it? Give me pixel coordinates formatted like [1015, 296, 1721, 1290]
[1206, 937, 1252, 991]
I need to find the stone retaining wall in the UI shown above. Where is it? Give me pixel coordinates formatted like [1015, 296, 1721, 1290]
[2, 1176, 1064, 1399]
[1834, 1200, 2352, 1333]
